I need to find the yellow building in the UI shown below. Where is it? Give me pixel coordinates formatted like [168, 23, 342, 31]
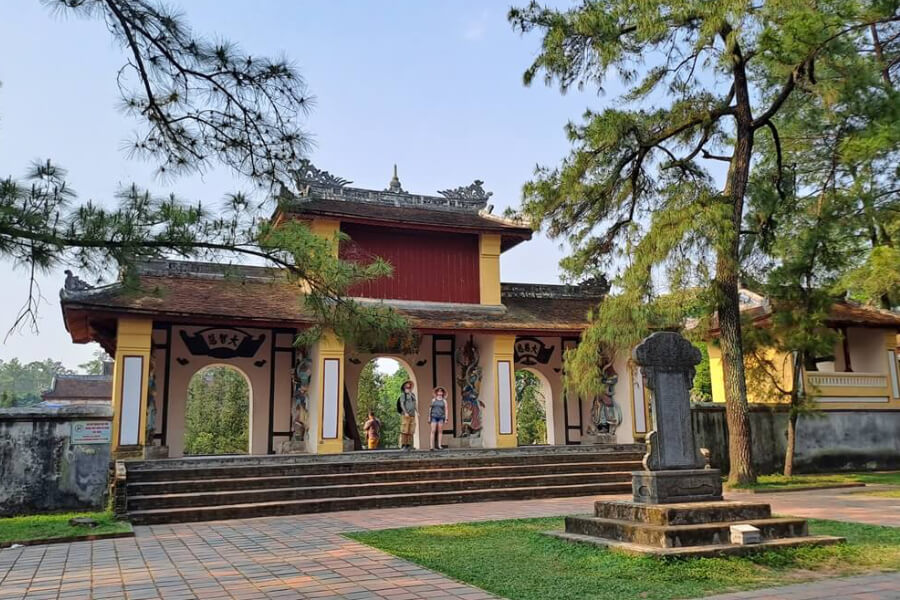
[708, 290, 900, 410]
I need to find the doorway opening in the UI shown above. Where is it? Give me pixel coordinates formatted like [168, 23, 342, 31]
[184, 365, 250, 455]
[516, 368, 550, 446]
[355, 357, 417, 450]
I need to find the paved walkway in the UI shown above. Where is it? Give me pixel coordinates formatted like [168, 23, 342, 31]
[0, 490, 898, 599]
[703, 572, 900, 599]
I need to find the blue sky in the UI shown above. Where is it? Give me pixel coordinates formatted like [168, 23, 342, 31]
[0, 0, 616, 368]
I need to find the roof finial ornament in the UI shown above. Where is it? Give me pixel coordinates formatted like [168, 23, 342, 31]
[387, 164, 405, 193]
[63, 269, 93, 292]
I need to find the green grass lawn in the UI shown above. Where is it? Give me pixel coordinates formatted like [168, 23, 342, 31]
[728, 471, 900, 491]
[347, 518, 900, 600]
[0, 511, 132, 545]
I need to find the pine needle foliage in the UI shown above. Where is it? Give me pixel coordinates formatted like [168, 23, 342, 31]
[510, 0, 900, 484]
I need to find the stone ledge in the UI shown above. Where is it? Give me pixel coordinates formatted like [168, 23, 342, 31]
[0, 531, 134, 549]
[729, 483, 866, 494]
[544, 530, 845, 558]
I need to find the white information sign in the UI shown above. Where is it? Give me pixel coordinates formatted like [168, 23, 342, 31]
[72, 421, 112, 444]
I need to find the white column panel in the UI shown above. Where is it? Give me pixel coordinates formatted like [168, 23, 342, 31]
[498, 360, 513, 435]
[322, 358, 340, 439]
[888, 350, 899, 398]
[632, 366, 647, 434]
[119, 356, 144, 446]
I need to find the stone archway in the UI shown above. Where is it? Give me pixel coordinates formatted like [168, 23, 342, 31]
[346, 356, 421, 450]
[515, 367, 552, 446]
[183, 364, 252, 455]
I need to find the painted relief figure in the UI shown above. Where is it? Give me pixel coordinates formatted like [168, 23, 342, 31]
[588, 361, 622, 435]
[291, 350, 312, 441]
[456, 338, 484, 437]
[146, 356, 157, 445]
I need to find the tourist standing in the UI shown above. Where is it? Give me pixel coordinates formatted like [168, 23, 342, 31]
[396, 380, 417, 450]
[363, 410, 381, 450]
[429, 386, 448, 450]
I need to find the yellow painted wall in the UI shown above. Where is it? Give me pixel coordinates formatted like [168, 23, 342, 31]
[311, 331, 345, 454]
[707, 335, 900, 410]
[309, 218, 341, 255]
[492, 334, 518, 448]
[479, 234, 502, 305]
[111, 318, 153, 452]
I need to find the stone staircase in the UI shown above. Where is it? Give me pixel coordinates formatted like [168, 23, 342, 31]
[120, 445, 644, 524]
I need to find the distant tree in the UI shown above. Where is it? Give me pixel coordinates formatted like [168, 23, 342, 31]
[356, 362, 384, 444]
[691, 344, 713, 403]
[516, 370, 547, 446]
[0, 391, 14, 409]
[184, 366, 249, 455]
[509, 0, 900, 485]
[0, 358, 73, 406]
[376, 366, 408, 449]
[78, 349, 111, 375]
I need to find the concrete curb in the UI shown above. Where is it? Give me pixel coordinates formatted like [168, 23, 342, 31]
[0, 529, 134, 549]
[729, 483, 866, 494]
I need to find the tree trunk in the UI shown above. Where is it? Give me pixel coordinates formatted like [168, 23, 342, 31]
[715, 51, 756, 485]
[784, 410, 798, 477]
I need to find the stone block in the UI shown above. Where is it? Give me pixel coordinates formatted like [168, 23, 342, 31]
[632, 468, 723, 504]
[278, 439, 306, 454]
[143, 445, 169, 460]
[594, 499, 771, 525]
[582, 433, 616, 445]
[730, 524, 761, 545]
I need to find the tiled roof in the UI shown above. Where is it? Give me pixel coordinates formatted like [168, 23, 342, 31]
[283, 197, 532, 237]
[41, 375, 112, 403]
[824, 302, 900, 328]
[61, 262, 601, 337]
[710, 294, 900, 333]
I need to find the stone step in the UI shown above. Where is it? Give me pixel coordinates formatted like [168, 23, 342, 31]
[565, 515, 809, 548]
[127, 461, 642, 495]
[125, 451, 646, 483]
[127, 481, 632, 525]
[127, 471, 634, 511]
[594, 500, 772, 525]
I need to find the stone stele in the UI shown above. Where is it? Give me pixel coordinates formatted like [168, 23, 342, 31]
[549, 331, 845, 557]
[631, 331, 722, 504]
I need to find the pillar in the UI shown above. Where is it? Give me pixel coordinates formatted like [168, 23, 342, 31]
[479, 334, 518, 448]
[479, 234, 502, 305]
[306, 332, 346, 454]
[886, 332, 900, 401]
[111, 318, 153, 457]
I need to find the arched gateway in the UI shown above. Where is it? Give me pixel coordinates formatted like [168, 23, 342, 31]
[59, 166, 644, 458]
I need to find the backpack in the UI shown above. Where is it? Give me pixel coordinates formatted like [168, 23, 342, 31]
[396, 396, 403, 414]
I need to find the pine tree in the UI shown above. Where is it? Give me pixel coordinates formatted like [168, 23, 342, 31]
[2, 1, 407, 348]
[184, 366, 250, 455]
[509, 0, 900, 484]
[515, 370, 547, 446]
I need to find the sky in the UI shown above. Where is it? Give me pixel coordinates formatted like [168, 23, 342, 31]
[0, 0, 618, 369]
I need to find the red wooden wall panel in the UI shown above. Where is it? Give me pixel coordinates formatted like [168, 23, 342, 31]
[340, 223, 480, 303]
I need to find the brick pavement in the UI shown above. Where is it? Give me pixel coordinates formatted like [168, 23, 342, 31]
[703, 572, 900, 599]
[0, 490, 898, 599]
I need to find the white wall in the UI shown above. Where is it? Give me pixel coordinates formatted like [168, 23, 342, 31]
[848, 327, 890, 373]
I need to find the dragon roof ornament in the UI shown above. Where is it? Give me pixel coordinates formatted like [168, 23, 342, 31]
[293, 160, 352, 187]
[438, 180, 493, 202]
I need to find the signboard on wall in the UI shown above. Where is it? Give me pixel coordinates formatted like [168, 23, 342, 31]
[514, 337, 554, 365]
[71, 421, 112, 444]
[179, 327, 266, 359]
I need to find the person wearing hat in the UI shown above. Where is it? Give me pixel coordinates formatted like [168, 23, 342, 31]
[395, 380, 417, 450]
[429, 386, 448, 450]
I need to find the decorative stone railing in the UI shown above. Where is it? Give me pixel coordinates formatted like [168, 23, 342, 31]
[804, 371, 890, 402]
